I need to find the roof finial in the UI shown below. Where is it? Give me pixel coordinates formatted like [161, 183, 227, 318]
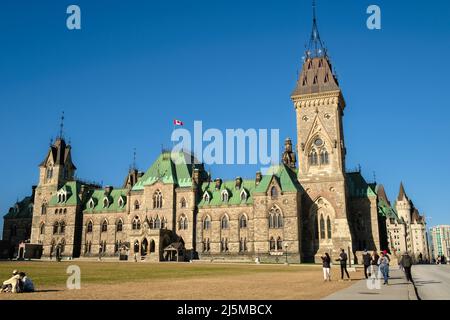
[306, 0, 326, 58]
[59, 111, 65, 139]
[132, 148, 137, 170]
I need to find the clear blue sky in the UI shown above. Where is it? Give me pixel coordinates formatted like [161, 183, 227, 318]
[1, 0, 449, 235]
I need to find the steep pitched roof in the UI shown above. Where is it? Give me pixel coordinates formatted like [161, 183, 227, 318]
[132, 152, 205, 191]
[48, 181, 82, 206]
[4, 196, 33, 220]
[291, 56, 340, 96]
[346, 172, 376, 198]
[84, 188, 128, 214]
[254, 164, 302, 194]
[397, 182, 408, 201]
[39, 138, 77, 170]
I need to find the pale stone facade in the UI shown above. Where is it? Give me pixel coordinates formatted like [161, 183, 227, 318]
[2, 7, 427, 264]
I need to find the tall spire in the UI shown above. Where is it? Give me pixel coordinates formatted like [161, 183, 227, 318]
[58, 111, 65, 140]
[306, 0, 326, 58]
[397, 182, 408, 201]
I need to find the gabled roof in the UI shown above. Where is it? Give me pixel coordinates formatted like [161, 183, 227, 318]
[198, 179, 256, 207]
[346, 172, 376, 198]
[48, 181, 82, 206]
[254, 164, 302, 194]
[84, 188, 128, 214]
[4, 196, 33, 220]
[132, 151, 205, 191]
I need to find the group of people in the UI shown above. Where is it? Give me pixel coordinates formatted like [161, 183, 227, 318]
[435, 255, 447, 264]
[321, 248, 353, 282]
[0, 270, 35, 293]
[322, 249, 415, 285]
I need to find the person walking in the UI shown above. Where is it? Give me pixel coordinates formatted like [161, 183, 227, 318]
[362, 249, 372, 279]
[371, 250, 380, 278]
[321, 253, 331, 282]
[336, 248, 351, 281]
[378, 251, 390, 285]
[399, 251, 414, 283]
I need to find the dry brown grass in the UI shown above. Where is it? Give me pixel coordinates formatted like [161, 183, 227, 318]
[0, 261, 362, 300]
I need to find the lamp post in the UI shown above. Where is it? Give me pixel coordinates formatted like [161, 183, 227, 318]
[284, 243, 289, 265]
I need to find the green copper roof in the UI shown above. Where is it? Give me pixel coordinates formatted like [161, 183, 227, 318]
[346, 172, 376, 198]
[84, 188, 128, 214]
[4, 196, 33, 219]
[132, 152, 201, 191]
[254, 164, 302, 194]
[48, 181, 82, 206]
[198, 179, 256, 207]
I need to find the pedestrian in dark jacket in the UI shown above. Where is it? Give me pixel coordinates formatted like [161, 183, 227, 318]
[321, 253, 331, 281]
[362, 249, 372, 279]
[371, 250, 380, 277]
[399, 252, 414, 282]
[336, 249, 350, 281]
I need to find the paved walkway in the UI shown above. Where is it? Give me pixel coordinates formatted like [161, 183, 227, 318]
[323, 266, 417, 300]
[412, 265, 450, 300]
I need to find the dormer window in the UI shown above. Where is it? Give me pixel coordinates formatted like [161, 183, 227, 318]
[270, 186, 278, 199]
[203, 192, 211, 203]
[221, 190, 229, 202]
[118, 196, 125, 208]
[302, 76, 307, 86]
[88, 199, 95, 209]
[240, 190, 248, 202]
[103, 198, 109, 208]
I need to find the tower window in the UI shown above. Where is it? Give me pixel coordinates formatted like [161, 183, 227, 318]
[153, 190, 163, 209]
[221, 215, 229, 229]
[320, 149, 329, 165]
[87, 221, 93, 233]
[309, 148, 319, 166]
[239, 215, 247, 229]
[101, 220, 108, 232]
[132, 216, 141, 230]
[116, 219, 123, 232]
[203, 216, 211, 230]
[134, 200, 140, 210]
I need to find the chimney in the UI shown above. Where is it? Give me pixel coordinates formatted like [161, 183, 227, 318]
[31, 186, 37, 202]
[193, 168, 200, 186]
[255, 172, 262, 185]
[105, 186, 113, 195]
[215, 178, 222, 190]
[235, 177, 242, 189]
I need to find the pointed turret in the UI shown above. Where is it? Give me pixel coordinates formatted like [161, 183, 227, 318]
[397, 182, 408, 201]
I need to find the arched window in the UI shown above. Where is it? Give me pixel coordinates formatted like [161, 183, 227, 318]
[161, 217, 167, 229]
[40, 223, 45, 235]
[149, 218, 155, 229]
[221, 215, 229, 229]
[46, 166, 53, 180]
[54, 209, 58, 215]
[179, 216, 188, 230]
[60, 221, 66, 234]
[153, 190, 163, 209]
[269, 237, 276, 251]
[320, 149, 329, 165]
[118, 197, 124, 208]
[309, 148, 318, 166]
[180, 198, 187, 208]
[134, 200, 140, 210]
[103, 198, 109, 208]
[41, 204, 47, 215]
[314, 214, 319, 239]
[132, 216, 141, 230]
[203, 192, 210, 203]
[155, 216, 161, 229]
[320, 215, 325, 239]
[150, 240, 156, 253]
[327, 216, 332, 239]
[240, 190, 247, 202]
[239, 215, 247, 229]
[203, 216, 211, 230]
[116, 219, 123, 232]
[53, 222, 59, 235]
[88, 199, 95, 209]
[58, 194, 62, 203]
[221, 190, 229, 202]
[271, 187, 278, 199]
[269, 206, 283, 228]
[59, 209, 63, 214]
[63, 208, 67, 214]
[277, 237, 283, 251]
[101, 220, 108, 232]
[87, 221, 93, 233]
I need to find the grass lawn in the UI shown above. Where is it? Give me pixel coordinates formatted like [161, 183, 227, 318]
[0, 260, 362, 300]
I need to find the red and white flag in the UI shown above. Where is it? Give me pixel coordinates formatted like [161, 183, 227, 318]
[173, 119, 184, 126]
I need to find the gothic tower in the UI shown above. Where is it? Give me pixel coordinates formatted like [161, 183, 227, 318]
[30, 115, 77, 248]
[291, 2, 352, 262]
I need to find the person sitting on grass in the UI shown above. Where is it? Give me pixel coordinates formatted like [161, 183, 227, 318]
[19, 272, 35, 293]
[0, 270, 21, 293]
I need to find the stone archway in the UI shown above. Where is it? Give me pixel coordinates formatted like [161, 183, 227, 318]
[141, 238, 148, 256]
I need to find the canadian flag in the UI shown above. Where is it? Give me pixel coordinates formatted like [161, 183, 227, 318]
[173, 119, 184, 126]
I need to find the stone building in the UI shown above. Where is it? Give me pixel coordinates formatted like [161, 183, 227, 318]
[2, 3, 427, 263]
